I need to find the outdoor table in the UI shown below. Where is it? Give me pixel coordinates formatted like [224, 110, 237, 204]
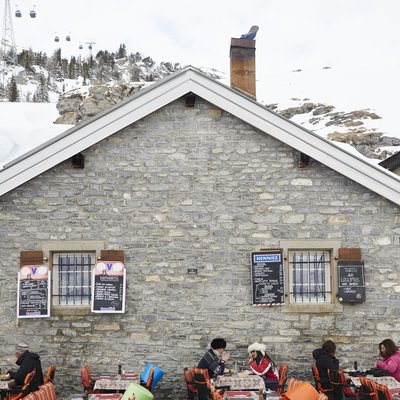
[0, 380, 15, 400]
[347, 375, 400, 390]
[223, 390, 281, 400]
[89, 394, 122, 400]
[93, 374, 140, 392]
[0, 380, 15, 390]
[216, 374, 265, 391]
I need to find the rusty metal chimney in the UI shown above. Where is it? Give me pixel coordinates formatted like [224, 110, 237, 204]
[230, 38, 256, 99]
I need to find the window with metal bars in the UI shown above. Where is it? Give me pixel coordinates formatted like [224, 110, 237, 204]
[51, 252, 94, 305]
[288, 250, 332, 303]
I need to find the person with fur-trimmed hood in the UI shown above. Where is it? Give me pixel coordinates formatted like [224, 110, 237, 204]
[248, 342, 278, 390]
[198, 338, 230, 378]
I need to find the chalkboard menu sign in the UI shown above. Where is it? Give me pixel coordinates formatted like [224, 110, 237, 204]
[17, 265, 50, 318]
[251, 251, 284, 306]
[338, 261, 365, 303]
[91, 261, 126, 313]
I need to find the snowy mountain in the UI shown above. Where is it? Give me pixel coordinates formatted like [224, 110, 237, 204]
[1, 46, 400, 169]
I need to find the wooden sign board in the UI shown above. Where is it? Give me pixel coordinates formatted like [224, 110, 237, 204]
[17, 265, 50, 318]
[338, 261, 365, 303]
[91, 261, 126, 313]
[251, 251, 284, 306]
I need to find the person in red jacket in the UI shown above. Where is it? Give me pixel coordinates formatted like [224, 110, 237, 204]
[247, 342, 278, 391]
[376, 338, 400, 381]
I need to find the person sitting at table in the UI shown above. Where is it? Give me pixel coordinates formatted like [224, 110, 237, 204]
[247, 342, 278, 391]
[313, 340, 342, 400]
[376, 338, 400, 381]
[197, 338, 230, 378]
[2, 343, 44, 391]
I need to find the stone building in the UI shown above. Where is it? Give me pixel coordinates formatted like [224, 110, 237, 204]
[0, 39, 400, 399]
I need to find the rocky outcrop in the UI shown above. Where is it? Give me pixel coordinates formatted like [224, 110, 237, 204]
[55, 82, 147, 125]
[267, 101, 399, 160]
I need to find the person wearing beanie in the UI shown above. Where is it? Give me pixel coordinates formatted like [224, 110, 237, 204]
[247, 342, 279, 391]
[197, 338, 230, 378]
[2, 342, 44, 392]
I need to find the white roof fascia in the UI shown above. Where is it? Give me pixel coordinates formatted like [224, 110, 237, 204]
[0, 67, 400, 206]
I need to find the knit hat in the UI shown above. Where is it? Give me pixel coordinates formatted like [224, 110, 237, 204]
[210, 338, 227, 350]
[15, 343, 29, 353]
[248, 342, 267, 355]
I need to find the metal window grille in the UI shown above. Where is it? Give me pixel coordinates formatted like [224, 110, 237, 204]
[288, 250, 332, 303]
[52, 252, 94, 305]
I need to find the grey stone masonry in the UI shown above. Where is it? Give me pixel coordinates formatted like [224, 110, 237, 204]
[0, 96, 400, 399]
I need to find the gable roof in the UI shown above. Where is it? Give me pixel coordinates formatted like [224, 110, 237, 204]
[1, 66, 400, 206]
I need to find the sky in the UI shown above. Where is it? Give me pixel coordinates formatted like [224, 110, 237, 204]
[3, 0, 400, 74]
[1, 0, 400, 168]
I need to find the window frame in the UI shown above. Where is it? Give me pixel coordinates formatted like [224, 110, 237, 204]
[280, 239, 343, 313]
[42, 241, 104, 316]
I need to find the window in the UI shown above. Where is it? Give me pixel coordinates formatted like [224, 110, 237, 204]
[52, 252, 94, 305]
[288, 250, 332, 303]
[42, 241, 104, 315]
[280, 239, 343, 313]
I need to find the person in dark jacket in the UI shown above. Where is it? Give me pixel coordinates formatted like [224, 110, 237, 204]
[313, 340, 342, 400]
[3, 343, 44, 392]
[197, 338, 230, 378]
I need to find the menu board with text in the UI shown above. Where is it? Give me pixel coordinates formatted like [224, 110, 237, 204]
[338, 261, 365, 303]
[17, 265, 50, 318]
[91, 261, 126, 313]
[251, 251, 284, 306]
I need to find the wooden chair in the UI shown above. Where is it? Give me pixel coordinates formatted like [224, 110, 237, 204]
[375, 383, 395, 400]
[311, 363, 333, 396]
[329, 369, 374, 400]
[191, 368, 228, 400]
[80, 365, 96, 394]
[359, 376, 379, 400]
[183, 367, 197, 400]
[6, 369, 36, 400]
[43, 365, 56, 384]
[193, 368, 212, 400]
[286, 377, 303, 392]
[276, 363, 289, 395]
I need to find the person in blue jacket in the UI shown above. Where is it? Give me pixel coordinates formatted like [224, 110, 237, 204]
[197, 338, 230, 378]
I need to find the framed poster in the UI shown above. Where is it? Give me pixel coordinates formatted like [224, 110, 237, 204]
[250, 250, 284, 306]
[338, 261, 365, 303]
[91, 261, 126, 313]
[17, 265, 50, 318]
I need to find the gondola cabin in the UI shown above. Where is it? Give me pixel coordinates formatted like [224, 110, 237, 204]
[29, 10, 36, 18]
[66, 35, 71, 41]
[15, 10, 22, 17]
[54, 36, 59, 42]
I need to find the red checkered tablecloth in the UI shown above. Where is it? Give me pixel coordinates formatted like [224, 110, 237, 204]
[216, 374, 265, 391]
[350, 376, 400, 390]
[93, 376, 140, 391]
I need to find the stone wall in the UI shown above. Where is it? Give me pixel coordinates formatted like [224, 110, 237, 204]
[0, 96, 399, 399]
